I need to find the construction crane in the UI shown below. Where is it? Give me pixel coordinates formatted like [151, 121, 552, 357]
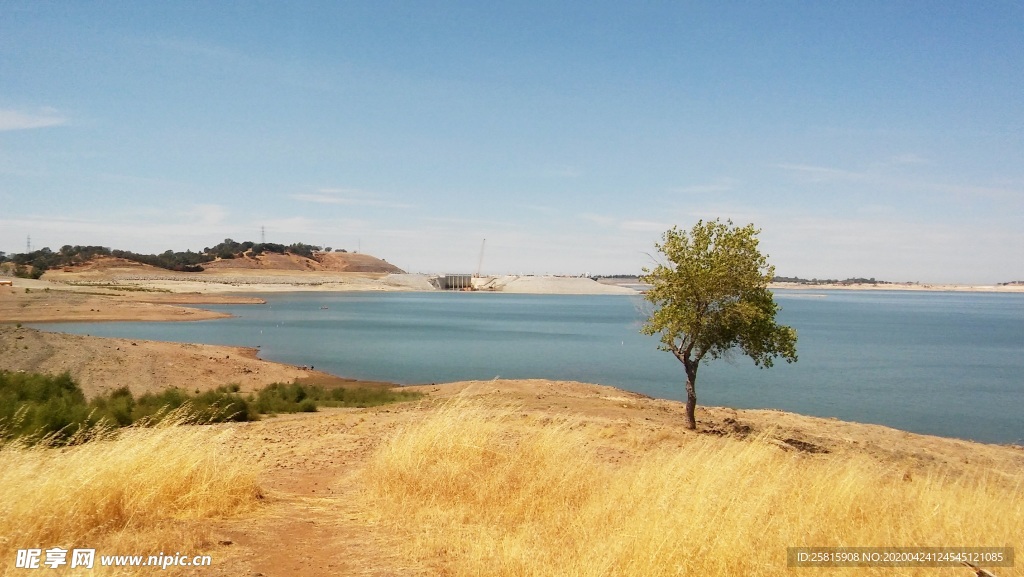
[475, 238, 486, 277]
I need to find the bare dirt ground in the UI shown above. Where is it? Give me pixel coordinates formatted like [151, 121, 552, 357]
[200, 251, 404, 274]
[479, 275, 639, 294]
[0, 282, 264, 323]
[0, 325, 393, 398]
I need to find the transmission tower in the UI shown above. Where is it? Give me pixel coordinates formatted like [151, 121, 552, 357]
[261, 226, 266, 243]
[476, 238, 486, 277]
[26, 235, 31, 253]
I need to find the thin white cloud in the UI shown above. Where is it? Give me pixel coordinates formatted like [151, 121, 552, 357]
[620, 220, 670, 232]
[291, 188, 414, 209]
[422, 215, 513, 228]
[261, 215, 373, 234]
[0, 108, 67, 131]
[579, 213, 671, 232]
[144, 37, 239, 61]
[772, 163, 867, 180]
[544, 166, 582, 178]
[0, 211, 234, 251]
[140, 36, 335, 92]
[670, 178, 739, 195]
[291, 193, 350, 204]
[579, 213, 616, 226]
[855, 204, 897, 216]
[930, 182, 1023, 203]
[186, 204, 228, 226]
[773, 159, 1023, 206]
[520, 204, 558, 215]
[887, 153, 930, 166]
[99, 172, 199, 190]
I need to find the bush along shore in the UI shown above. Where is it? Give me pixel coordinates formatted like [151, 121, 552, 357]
[0, 370, 422, 445]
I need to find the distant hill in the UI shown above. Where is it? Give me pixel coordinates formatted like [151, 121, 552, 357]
[0, 240, 404, 277]
[772, 276, 892, 286]
[202, 251, 404, 274]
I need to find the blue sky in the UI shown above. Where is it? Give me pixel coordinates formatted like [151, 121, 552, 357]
[2, 2, 1022, 282]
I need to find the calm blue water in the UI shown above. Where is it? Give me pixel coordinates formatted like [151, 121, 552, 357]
[35, 290, 1024, 444]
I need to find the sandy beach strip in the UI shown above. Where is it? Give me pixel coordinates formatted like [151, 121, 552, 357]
[0, 280, 266, 323]
[769, 281, 1024, 293]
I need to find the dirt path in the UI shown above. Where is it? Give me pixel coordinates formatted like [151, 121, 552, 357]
[180, 408, 432, 576]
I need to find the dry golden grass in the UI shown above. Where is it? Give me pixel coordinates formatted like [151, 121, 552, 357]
[0, 416, 261, 574]
[364, 398, 1023, 577]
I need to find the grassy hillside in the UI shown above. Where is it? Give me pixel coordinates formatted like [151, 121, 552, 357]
[2, 379, 1019, 576]
[364, 397, 1022, 576]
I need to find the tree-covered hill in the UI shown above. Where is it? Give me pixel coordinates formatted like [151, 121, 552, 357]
[0, 240, 344, 278]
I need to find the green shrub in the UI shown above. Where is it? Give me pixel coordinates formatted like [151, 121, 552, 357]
[89, 386, 135, 426]
[256, 382, 422, 411]
[133, 386, 255, 423]
[1, 371, 422, 445]
[0, 371, 95, 443]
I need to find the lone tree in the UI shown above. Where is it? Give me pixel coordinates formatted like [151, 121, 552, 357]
[640, 219, 797, 429]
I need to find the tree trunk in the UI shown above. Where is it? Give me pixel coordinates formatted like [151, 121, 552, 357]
[683, 360, 698, 430]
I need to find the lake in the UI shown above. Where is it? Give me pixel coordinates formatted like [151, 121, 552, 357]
[35, 290, 1024, 444]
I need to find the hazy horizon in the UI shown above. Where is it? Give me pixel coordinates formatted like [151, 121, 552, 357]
[2, 3, 1022, 283]
[3, 238, 1020, 285]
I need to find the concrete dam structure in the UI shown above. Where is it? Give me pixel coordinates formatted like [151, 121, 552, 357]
[434, 274, 474, 290]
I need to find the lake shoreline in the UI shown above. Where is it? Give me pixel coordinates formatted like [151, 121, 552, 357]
[4, 282, 1022, 446]
[3, 273, 1022, 325]
[769, 281, 1024, 293]
[2, 322, 1022, 455]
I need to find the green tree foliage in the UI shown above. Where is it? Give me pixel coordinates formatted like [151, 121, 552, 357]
[286, 242, 322, 259]
[12, 247, 57, 277]
[110, 249, 212, 272]
[204, 238, 256, 259]
[5, 239, 335, 277]
[640, 219, 797, 429]
[58, 245, 111, 264]
[11, 246, 114, 277]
